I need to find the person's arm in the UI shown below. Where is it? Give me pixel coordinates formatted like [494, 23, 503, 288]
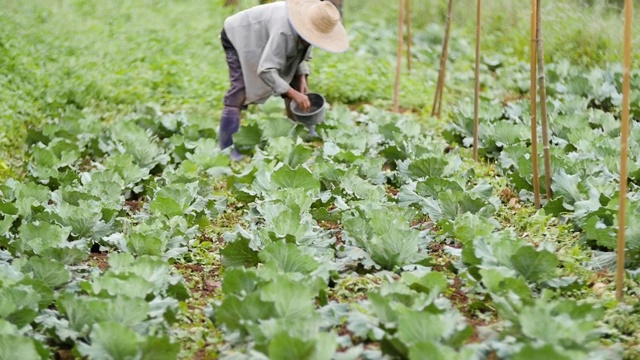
[258, 33, 310, 110]
[296, 47, 312, 94]
[298, 74, 309, 95]
[285, 87, 310, 109]
[296, 46, 313, 76]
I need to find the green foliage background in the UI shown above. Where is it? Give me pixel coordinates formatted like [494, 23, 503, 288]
[2, 0, 640, 359]
[3, 0, 639, 180]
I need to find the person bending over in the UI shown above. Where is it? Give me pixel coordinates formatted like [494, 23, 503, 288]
[219, 0, 348, 160]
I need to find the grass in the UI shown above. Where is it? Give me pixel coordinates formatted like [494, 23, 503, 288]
[0, 0, 231, 181]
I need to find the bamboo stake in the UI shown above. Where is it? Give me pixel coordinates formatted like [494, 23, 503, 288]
[536, 0, 552, 200]
[406, 0, 412, 71]
[472, 0, 482, 161]
[393, 0, 405, 112]
[616, 0, 633, 302]
[432, 0, 454, 118]
[530, 0, 540, 208]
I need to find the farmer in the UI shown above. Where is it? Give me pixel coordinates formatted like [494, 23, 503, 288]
[219, 0, 349, 160]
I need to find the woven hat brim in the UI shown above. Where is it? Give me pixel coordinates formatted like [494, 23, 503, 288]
[286, 0, 349, 53]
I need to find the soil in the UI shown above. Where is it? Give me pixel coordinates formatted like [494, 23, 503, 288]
[87, 252, 110, 271]
[55, 349, 74, 360]
[411, 217, 434, 231]
[319, 220, 340, 230]
[175, 263, 222, 304]
[446, 275, 498, 345]
[125, 199, 143, 212]
[194, 348, 217, 360]
[385, 186, 399, 197]
[498, 187, 518, 203]
[501, 93, 527, 106]
[335, 230, 344, 247]
[318, 220, 344, 247]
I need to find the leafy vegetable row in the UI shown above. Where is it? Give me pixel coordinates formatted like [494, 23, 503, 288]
[447, 63, 640, 268]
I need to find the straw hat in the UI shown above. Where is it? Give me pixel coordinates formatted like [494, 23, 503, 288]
[286, 0, 349, 53]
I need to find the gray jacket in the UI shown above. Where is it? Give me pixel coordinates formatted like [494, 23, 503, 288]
[223, 2, 312, 105]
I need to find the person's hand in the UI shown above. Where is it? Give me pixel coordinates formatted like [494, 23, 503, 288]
[286, 88, 310, 112]
[299, 75, 309, 95]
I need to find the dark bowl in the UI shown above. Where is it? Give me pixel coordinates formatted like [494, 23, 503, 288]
[289, 93, 326, 126]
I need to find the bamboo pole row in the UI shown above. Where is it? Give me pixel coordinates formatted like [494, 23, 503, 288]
[616, 0, 633, 302]
[537, 0, 552, 199]
[425, 0, 630, 304]
[393, 0, 405, 112]
[472, 0, 482, 161]
[530, 0, 541, 208]
[432, 0, 454, 118]
[426, 6, 633, 285]
[393, 0, 413, 112]
[406, 0, 412, 71]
